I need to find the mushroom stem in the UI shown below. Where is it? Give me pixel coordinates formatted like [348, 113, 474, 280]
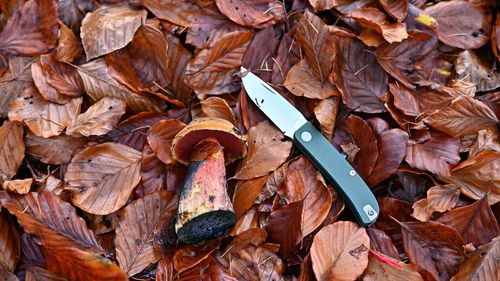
[175, 137, 236, 244]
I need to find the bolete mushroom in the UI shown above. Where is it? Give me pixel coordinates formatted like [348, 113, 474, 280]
[171, 117, 247, 244]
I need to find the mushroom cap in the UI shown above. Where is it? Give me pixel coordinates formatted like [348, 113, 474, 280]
[171, 117, 247, 165]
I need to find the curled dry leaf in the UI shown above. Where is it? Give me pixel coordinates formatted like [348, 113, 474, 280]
[424, 96, 499, 138]
[56, 21, 83, 63]
[146, 119, 185, 165]
[425, 0, 490, 49]
[232, 176, 267, 218]
[0, 121, 24, 180]
[233, 121, 292, 180]
[2, 178, 32, 194]
[333, 35, 388, 113]
[308, 0, 338, 12]
[437, 196, 499, 247]
[411, 184, 460, 221]
[185, 31, 252, 96]
[284, 60, 339, 99]
[398, 220, 465, 281]
[389, 82, 421, 117]
[24, 131, 86, 165]
[65, 142, 142, 215]
[450, 235, 500, 281]
[311, 221, 370, 281]
[130, 0, 200, 27]
[267, 200, 303, 257]
[163, 34, 193, 104]
[80, 6, 147, 60]
[201, 96, 236, 125]
[0, 211, 20, 272]
[314, 96, 340, 141]
[31, 62, 72, 104]
[449, 150, 500, 205]
[455, 50, 500, 92]
[8, 85, 82, 138]
[366, 227, 399, 259]
[40, 54, 84, 98]
[0, 0, 58, 56]
[470, 128, 500, 157]
[0, 57, 32, 118]
[348, 7, 408, 43]
[115, 191, 177, 276]
[215, 0, 284, 28]
[363, 251, 424, 281]
[66, 97, 126, 137]
[76, 59, 166, 113]
[379, 0, 408, 22]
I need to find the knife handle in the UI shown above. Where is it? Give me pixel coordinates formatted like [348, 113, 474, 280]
[293, 122, 379, 226]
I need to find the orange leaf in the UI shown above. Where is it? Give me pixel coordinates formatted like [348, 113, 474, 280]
[200, 96, 236, 125]
[379, 0, 408, 22]
[364, 250, 423, 281]
[2, 178, 32, 194]
[130, 0, 200, 27]
[412, 184, 460, 221]
[146, 120, 186, 165]
[40, 54, 84, 98]
[284, 60, 339, 99]
[314, 96, 340, 141]
[0, 211, 20, 272]
[24, 131, 86, 165]
[31, 62, 72, 104]
[348, 7, 408, 43]
[450, 236, 500, 281]
[56, 21, 83, 63]
[0, 121, 24, 180]
[214, 0, 284, 28]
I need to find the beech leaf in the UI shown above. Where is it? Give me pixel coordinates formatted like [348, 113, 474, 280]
[363, 251, 423, 281]
[2, 178, 33, 195]
[266, 201, 303, 257]
[284, 60, 339, 99]
[0, 211, 20, 272]
[200, 96, 236, 125]
[147, 120, 186, 165]
[348, 7, 408, 43]
[215, 0, 284, 28]
[450, 236, 500, 281]
[412, 184, 460, 221]
[130, 0, 199, 27]
[24, 132, 85, 165]
[0, 121, 24, 180]
[56, 21, 83, 63]
[379, 0, 408, 22]
[40, 54, 84, 98]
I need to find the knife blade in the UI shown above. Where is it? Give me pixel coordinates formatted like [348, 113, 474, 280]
[240, 67, 379, 226]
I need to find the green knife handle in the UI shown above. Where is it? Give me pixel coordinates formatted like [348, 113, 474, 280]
[293, 122, 379, 226]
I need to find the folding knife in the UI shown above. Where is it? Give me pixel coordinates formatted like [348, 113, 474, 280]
[240, 67, 379, 226]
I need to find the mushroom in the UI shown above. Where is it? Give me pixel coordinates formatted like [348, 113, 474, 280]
[171, 117, 247, 244]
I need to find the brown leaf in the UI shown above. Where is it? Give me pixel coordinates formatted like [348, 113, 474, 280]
[424, 96, 499, 138]
[2, 178, 32, 194]
[130, 0, 199, 27]
[76, 59, 166, 113]
[65, 142, 142, 215]
[296, 10, 335, 82]
[66, 97, 126, 137]
[349, 7, 408, 43]
[469, 128, 500, 157]
[56, 21, 83, 63]
[437, 196, 499, 247]
[232, 176, 267, 218]
[80, 6, 147, 60]
[284, 60, 339, 99]
[450, 235, 500, 281]
[455, 50, 500, 92]
[8, 85, 82, 138]
[185, 31, 252, 96]
[425, 1, 491, 49]
[233, 121, 292, 180]
[0, 0, 58, 56]
[24, 131, 85, 165]
[0, 57, 32, 118]
[405, 131, 460, 177]
[115, 191, 176, 276]
[333, 35, 388, 113]
[164, 34, 193, 104]
[363, 251, 424, 281]
[201, 96, 236, 125]
[366, 227, 399, 259]
[311, 221, 370, 281]
[178, 256, 238, 281]
[40, 54, 84, 98]
[173, 240, 219, 274]
[449, 150, 500, 205]
[389, 82, 421, 117]
[215, 0, 284, 28]
[146, 120, 185, 165]
[266, 201, 303, 257]
[314, 96, 340, 141]
[281, 156, 333, 238]
[31, 62, 72, 104]
[412, 184, 460, 221]
[25, 266, 66, 281]
[0, 121, 24, 180]
[379, 0, 408, 22]
[398, 220, 465, 281]
[0, 211, 20, 272]
[156, 256, 175, 281]
[308, 0, 339, 12]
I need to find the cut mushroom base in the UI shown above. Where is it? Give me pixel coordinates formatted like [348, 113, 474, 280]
[171, 118, 247, 244]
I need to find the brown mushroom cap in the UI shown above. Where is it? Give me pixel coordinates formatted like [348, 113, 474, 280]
[171, 117, 247, 165]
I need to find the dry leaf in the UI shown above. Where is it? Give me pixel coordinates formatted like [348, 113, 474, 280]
[450, 235, 499, 281]
[412, 184, 460, 221]
[31, 62, 72, 104]
[24, 131, 86, 165]
[363, 251, 424, 281]
[232, 176, 267, 218]
[284, 60, 339, 99]
[0, 57, 32, 118]
[469, 128, 500, 157]
[454, 50, 500, 92]
[39, 54, 84, 98]
[200, 96, 236, 125]
[80, 6, 147, 60]
[130, 0, 199, 27]
[56, 21, 83, 63]
[314, 96, 340, 141]
[0, 211, 20, 272]
[379, 0, 408, 22]
[348, 7, 408, 43]
[66, 97, 126, 137]
[146, 120, 186, 165]
[311, 221, 370, 281]
[0, 121, 24, 180]
[266, 201, 303, 257]
[309, 0, 339, 12]
[8, 85, 82, 138]
[65, 143, 142, 215]
[215, 0, 284, 28]
[2, 178, 32, 194]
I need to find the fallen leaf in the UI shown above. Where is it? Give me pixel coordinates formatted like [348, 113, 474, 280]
[232, 176, 267, 218]
[449, 150, 500, 205]
[425, 0, 491, 49]
[311, 221, 370, 281]
[56, 21, 83, 63]
[173, 240, 219, 274]
[411, 184, 460, 221]
[76, 59, 166, 113]
[115, 191, 176, 276]
[185, 31, 252, 96]
[469, 128, 500, 157]
[454, 50, 500, 92]
[156, 256, 175, 281]
[284, 60, 339, 99]
[366, 227, 399, 259]
[57, 0, 87, 34]
[40, 54, 84, 98]
[214, 0, 284, 28]
[31, 62, 72, 104]
[379, 0, 408, 22]
[130, 0, 199, 27]
[146, 119, 185, 165]
[233, 121, 292, 180]
[66, 97, 126, 137]
[349, 7, 408, 43]
[390, 168, 431, 204]
[178, 256, 238, 281]
[0, 57, 32, 118]
[0, 0, 58, 56]
[424, 96, 499, 137]
[398, 220, 465, 281]
[163, 34, 193, 104]
[363, 250, 424, 281]
[389, 82, 421, 117]
[333, 35, 388, 113]
[24, 131, 85, 165]
[201, 96, 236, 125]
[25, 266, 66, 281]
[65, 142, 142, 215]
[2, 178, 32, 194]
[267, 201, 303, 257]
[0, 211, 20, 272]
[375, 197, 413, 252]
[314, 96, 340, 141]
[308, 0, 339, 12]
[8, 85, 82, 137]
[296, 10, 335, 82]
[0, 267, 18, 281]
[0, 121, 24, 180]
[80, 6, 147, 60]
[450, 235, 500, 281]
